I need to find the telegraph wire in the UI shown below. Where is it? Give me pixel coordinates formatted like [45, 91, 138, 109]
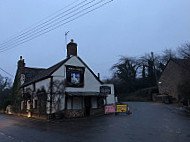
[0, 0, 81, 47]
[0, 67, 14, 78]
[0, 0, 88, 48]
[0, 0, 113, 53]
[0, 0, 101, 50]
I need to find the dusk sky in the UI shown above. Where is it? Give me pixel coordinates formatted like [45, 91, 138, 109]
[1, 0, 190, 81]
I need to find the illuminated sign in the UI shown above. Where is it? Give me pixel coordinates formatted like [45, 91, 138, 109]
[66, 65, 85, 87]
[71, 72, 80, 84]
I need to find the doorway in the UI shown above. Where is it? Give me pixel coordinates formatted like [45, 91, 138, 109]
[84, 97, 91, 116]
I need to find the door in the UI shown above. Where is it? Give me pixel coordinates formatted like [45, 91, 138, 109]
[84, 97, 91, 116]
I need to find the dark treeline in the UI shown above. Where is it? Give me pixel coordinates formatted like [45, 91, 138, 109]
[105, 43, 190, 101]
[0, 74, 12, 110]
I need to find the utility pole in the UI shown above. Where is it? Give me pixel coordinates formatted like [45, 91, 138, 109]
[151, 52, 157, 86]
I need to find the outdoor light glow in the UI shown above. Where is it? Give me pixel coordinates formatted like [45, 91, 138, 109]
[8, 112, 12, 114]
[27, 113, 31, 118]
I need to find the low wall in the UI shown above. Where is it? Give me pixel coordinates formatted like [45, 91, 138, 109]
[64, 109, 85, 118]
[3, 108, 105, 119]
[90, 108, 104, 116]
[64, 108, 104, 118]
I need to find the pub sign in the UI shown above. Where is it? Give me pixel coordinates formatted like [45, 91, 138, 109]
[66, 65, 85, 87]
[100, 86, 111, 94]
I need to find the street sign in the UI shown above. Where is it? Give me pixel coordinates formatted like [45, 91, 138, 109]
[116, 105, 127, 112]
[105, 105, 115, 114]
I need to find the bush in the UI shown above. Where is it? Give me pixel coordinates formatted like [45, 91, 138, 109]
[119, 86, 158, 102]
[178, 79, 190, 106]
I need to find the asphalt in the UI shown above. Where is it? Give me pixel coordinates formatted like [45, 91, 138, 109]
[0, 102, 190, 142]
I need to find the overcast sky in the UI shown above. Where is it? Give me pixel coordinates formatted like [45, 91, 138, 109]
[1, 0, 190, 81]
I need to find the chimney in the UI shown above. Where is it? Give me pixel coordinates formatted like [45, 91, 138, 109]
[67, 39, 77, 57]
[98, 73, 100, 80]
[17, 56, 25, 74]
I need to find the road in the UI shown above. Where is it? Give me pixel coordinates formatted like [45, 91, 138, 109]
[0, 102, 190, 142]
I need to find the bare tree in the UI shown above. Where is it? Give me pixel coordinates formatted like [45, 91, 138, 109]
[51, 80, 66, 112]
[160, 49, 176, 63]
[36, 87, 47, 116]
[0, 75, 11, 91]
[178, 43, 190, 59]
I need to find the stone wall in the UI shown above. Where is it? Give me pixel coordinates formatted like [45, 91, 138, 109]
[159, 61, 181, 100]
[90, 108, 104, 116]
[64, 109, 85, 118]
[159, 60, 190, 100]
[64, 108, 104, 118]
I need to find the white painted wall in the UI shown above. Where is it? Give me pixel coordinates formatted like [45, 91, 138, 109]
[51, 76, 66, 112]
[46, 102, 50, 114]
[35, 78, 50, 92]
[23, 84, 33, 111]
[52, 64, 67, 112]
[27, 100, 30, 110]
[64, 56, 102, 92]
[53, 65, 65, 77]
[52, 56, 103, 110]
[91, 97, 97, 108]
[33, 97, 37, 109]
[61, 96, 65, 110]
[21, 101, 24, 110]
[73, 97, 82, 109]
[102, 84, 116, 105]
[67, 97, 71, 109]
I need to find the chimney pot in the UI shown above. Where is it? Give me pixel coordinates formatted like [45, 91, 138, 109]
[18, 56, 25, 74]
[67, 39, 77, 57]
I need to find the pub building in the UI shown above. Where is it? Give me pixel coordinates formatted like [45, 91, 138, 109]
[15, 39, 117, 119]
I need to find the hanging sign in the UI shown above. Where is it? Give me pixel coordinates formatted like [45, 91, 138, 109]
[66, 65, 85, 87]
[100, 86, 111, 94]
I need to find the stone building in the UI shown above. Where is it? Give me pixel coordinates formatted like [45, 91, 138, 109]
[158, 58, 190, 101]
[13, 40, 117, 119]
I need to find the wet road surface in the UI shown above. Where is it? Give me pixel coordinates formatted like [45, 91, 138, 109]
[0, 102, 190, 142]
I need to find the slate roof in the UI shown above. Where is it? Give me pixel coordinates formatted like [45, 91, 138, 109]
[21, 57, 70, 87]
[77, 56, 103, 84]
[172, 58, 190, 72]
[24, 67, 45, 83]
[21, 56, 103, 87]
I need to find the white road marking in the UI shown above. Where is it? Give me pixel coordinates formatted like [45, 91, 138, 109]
[0, 132, 6, 136]
[0, 130, 25, 142]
